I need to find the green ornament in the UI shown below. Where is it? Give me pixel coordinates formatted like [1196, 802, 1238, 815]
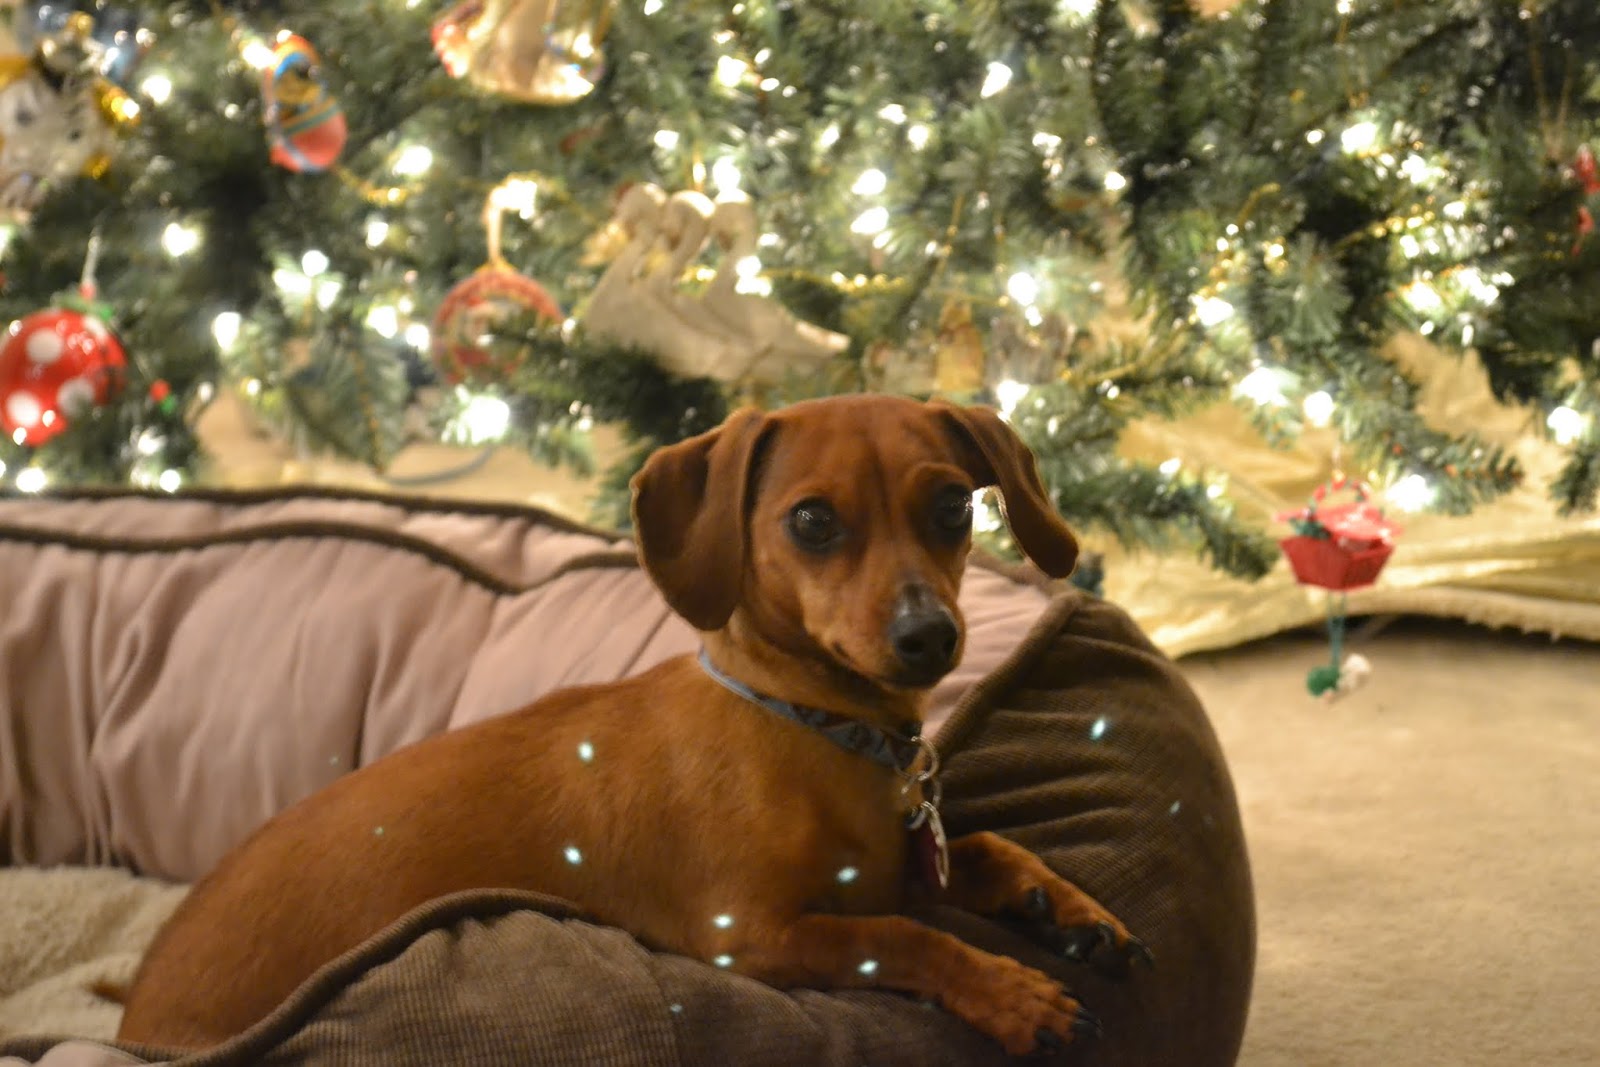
[1306, 663, 1341, 696]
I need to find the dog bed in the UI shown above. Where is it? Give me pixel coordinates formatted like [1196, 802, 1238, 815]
[0, 487, 1253, 1066]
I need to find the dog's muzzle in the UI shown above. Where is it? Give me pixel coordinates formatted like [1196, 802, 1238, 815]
[887, 588, 959, 686]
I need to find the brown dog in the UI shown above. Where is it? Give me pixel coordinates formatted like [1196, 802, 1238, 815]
[117, 394, 1145, 1056]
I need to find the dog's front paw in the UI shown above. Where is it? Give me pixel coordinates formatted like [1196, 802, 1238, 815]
[1019, 886, 1154, 980]
[945, 955, 1099, 1059]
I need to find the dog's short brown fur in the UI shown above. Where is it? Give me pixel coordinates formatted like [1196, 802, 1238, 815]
[117, 395, 1143, 1056]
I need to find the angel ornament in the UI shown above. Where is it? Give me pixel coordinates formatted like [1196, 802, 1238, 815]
[582, 183, 848, 387]
[432, 0, 612, 106]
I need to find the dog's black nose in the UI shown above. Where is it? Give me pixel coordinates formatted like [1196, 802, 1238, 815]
[888, 605, 960, 682]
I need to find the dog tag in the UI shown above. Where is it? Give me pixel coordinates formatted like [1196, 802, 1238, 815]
[906, 801, 949, 891]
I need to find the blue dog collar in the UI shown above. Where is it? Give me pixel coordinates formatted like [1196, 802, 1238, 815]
[696, 650, 923, 774]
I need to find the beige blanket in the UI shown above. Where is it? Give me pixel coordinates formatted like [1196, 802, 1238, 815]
[0, 867, 183, 1042]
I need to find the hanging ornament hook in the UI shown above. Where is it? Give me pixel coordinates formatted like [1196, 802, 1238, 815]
[482, 174, 541, 270]
[80, 231, 103, 301]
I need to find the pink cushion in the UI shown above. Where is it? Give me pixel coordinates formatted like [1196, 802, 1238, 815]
[0, 489, 1049, 882]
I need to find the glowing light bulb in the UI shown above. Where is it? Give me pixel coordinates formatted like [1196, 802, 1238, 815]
[314, 278, 341, 310]
[1006, 271, 1039, 306]
[272, 268, 310, 298]
[366, 218, 390, 247]
[643, 0, 663, 12]
[1192, 296, 1235, 327]
[404, 323, 431, 349]
[1403, 280, 1443, 313]
[734, 255, 770, 296]
[1306, 129, 1326, 145]
[851, 206, 890, 236]
[456, 393, 512, 444]
[1235, 366, 1287, 406]
[366, 305, 400, 338]
[1159, 457, 1182, 476]
[995, 379, 1029, 418]
[852, 168, 887, 196]
[1548, 405, 1589, 445]
[1340, 121, 1379, 154]
[1303, 390, 1336, 427]
[161, 222, 200, 257]
[817, 124, 841, 150]
[653, 129, 680, 151]
[241, 39, 276, 69]
[302, 249, 330, 276]
[715, 55, 748, 88]
[1386, 474, 1436, 512]
[710, 155, 743, 193]
[1399, 154, 1430, 184]
[393, 144, 433, 176]
[906, 124, 930, 150]
[980, 62, 1013, 98]
[158, 469, 183, 493]
[1103, 170, 1127, 192]
[878, 103, 907, 124]
[212, 311, 242, 351]
[15, 467, 48, 493]
[141, 73, 172, 104]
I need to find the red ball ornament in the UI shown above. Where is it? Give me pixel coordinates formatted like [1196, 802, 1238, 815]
[0, 306, 126, 446]
[430, 266, 563, 384]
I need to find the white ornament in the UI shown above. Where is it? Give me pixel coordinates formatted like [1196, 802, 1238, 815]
[582, 183, 848, 386]
[702, 195, 849, 383]
[0, 67, 113, 219]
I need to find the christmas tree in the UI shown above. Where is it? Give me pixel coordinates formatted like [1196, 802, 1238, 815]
[1, 0, 1596, 579]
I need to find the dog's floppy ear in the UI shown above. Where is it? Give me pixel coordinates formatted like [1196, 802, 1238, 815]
[630, 408, 770, 631]
[930, 399, 1079, 578]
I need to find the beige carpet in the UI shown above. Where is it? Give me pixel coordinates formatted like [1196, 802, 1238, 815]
[1181, 619, 1600, 1067]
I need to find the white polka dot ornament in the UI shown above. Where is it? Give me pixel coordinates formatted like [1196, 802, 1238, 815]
[0, 305, 126, 446]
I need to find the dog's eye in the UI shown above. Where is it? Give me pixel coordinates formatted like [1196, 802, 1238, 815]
[787, 500, 840, 550]
[933, 489, 974, 535]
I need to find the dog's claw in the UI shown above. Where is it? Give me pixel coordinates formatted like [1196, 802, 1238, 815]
[1034, 1027, 1063, 1054]
[1058, 922, 1112, 962]
[1055, 921, 1154, 980]
[1072, 1006, 1103, 1040]
[1023, 886, 1051, 921]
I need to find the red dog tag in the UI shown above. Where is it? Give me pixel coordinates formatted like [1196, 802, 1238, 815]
[907, 801, 949, 891]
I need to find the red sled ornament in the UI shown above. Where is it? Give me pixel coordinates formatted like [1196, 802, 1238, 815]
[1276, 477, 1402, 591]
